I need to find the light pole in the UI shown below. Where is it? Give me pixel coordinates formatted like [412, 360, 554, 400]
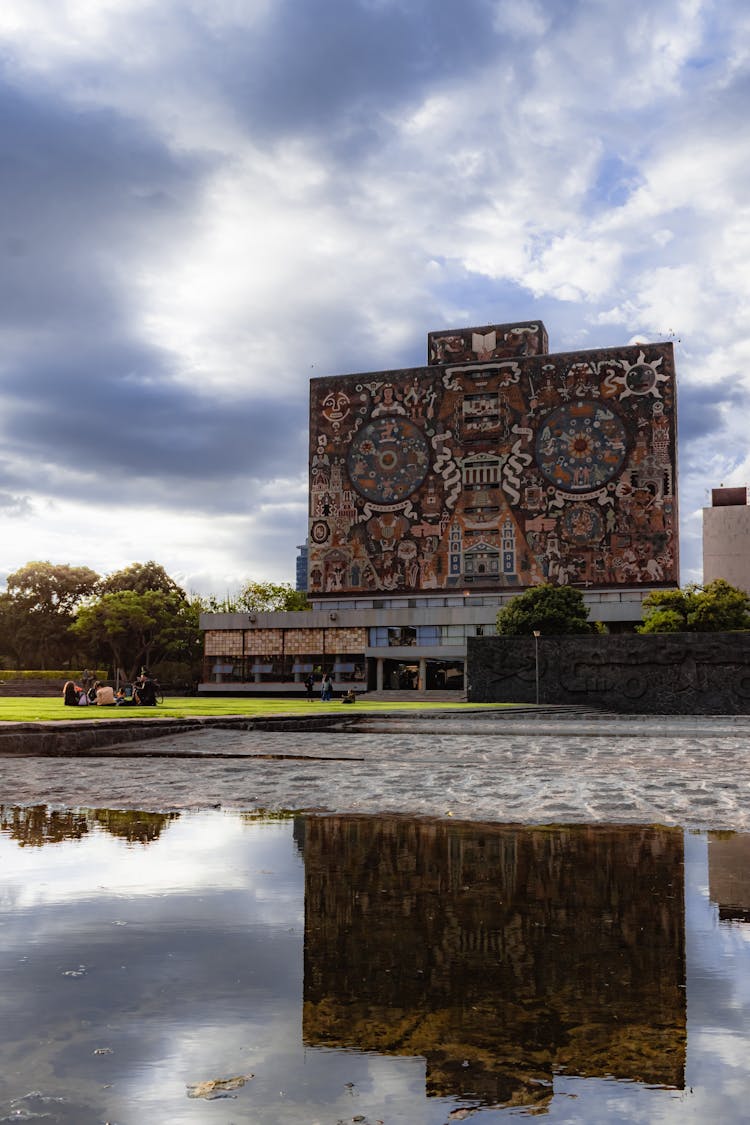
[533, 630, 541, 706]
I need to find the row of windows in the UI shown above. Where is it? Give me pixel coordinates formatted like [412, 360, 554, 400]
[205, 654, 365, 683]
[368, 625, 486, 647]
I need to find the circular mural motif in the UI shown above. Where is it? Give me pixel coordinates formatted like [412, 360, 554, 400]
[535, 401, 627, 493]
[348, 417, 430, 504]
[310, 520, 330, 546]
[562, 503, 604, 545]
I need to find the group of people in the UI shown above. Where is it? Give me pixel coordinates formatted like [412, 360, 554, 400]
[303, 672, 356, 704]
[62, 669, 159, 707]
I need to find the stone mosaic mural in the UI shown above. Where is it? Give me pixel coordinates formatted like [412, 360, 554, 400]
[427, 319, 549, 365]
[308, 326, 678, 595]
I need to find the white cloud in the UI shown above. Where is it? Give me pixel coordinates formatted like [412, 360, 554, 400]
[0, 0, 748, 585]
[0, 812, 301, 913]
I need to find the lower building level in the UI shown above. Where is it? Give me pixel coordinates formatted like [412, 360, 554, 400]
[200, 587, 659, 696]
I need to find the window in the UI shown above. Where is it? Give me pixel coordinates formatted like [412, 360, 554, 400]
[388, 627, 416, 646]
[416, 625, 440, 644]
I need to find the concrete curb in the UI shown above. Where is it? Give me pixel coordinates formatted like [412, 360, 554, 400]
[0, 713, 372, 755]
[0, 706, 578, 756]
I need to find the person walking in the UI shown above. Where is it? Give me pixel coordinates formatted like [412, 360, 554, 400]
[320, 672, 332, 701]
[304, 672, 315, 701]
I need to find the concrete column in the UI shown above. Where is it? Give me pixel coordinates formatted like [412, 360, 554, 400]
[376, 658, 384, 692]
[418, 658, 427, 692]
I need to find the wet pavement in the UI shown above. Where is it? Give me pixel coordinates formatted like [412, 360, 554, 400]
[1, 710, 749, 829]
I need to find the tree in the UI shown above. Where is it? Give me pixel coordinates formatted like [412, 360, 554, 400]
[2, 561, 100, 668]
[204, 580, 309, 613]
[71, 588, 199, 681]
[496, 584, 596, 636]
[7, 561, 100, 612]
[98, 560, 184, 597]
[638, 579, 750, 633]
[0, 592, 37, 667]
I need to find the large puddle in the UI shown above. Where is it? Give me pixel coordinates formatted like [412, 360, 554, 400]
[1, 809, 749, 1123]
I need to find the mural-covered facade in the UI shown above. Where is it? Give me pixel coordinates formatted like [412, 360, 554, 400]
[309, 323, 678, 596]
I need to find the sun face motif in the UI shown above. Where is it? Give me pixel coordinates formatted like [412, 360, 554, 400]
[615, 351, 670, 399]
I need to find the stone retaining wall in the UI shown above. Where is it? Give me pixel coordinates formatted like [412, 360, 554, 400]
[467, 632, 750, 714]
[0, 679, 69, 697]
[0, 713, 363, 756]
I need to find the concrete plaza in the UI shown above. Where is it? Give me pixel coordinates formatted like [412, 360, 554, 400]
[0, 709, 749, 830]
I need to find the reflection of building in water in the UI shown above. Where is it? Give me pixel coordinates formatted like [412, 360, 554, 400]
[0, 805, 179, 847]
[708, 832, 750, 922]
[303, 817, 686, 1110]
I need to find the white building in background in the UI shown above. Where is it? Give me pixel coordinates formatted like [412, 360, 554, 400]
[703, 487, 750, 594]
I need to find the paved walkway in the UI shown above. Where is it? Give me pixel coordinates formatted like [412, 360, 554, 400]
[1, 710, 750, 830]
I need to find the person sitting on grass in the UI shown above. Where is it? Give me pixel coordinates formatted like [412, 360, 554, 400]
[135, 669, 157, 706]
[63, 680, 80, 706]
[341, 689, 356, 704]
[95, 683, 116, 706]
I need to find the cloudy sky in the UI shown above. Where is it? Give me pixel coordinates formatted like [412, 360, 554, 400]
[0, 0, 747, 595]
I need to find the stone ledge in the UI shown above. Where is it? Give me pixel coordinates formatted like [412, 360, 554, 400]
[0, 713, 369, 755]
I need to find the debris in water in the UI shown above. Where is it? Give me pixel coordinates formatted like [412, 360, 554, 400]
[186, 1074, 253, 1100]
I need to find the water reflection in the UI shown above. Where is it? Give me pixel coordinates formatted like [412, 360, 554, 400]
[0, 809, 748, 1123]
[708, 832, 750, 922]
[0, 804, 178, 846]
[303, 819, 686, 1109]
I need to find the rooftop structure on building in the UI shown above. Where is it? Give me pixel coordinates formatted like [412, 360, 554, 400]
[200, 317, 679, 695]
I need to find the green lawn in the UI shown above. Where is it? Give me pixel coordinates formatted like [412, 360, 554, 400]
[0, 696, 511, 722]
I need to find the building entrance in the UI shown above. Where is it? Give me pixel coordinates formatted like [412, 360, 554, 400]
[426, 659, 464, 691]
[384, 661, 419, 690]
[367, 657, 466, 692]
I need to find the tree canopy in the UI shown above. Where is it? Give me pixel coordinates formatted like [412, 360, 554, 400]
[204, 580, 309, 613]
[7, 561, 100, 610]
[496, 584, 597, 636]
[0, 561, 100, 668]
[71, 588, 202, 682]
[0, 559, 200, 680]
[638, 579, 750, 633]
[98, 560, 184, 597]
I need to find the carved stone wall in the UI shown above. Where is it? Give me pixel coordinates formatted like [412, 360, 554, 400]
[467, 632, 750, 713]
